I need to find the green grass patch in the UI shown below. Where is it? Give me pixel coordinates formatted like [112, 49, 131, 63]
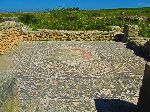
[0, 7, 150, 37]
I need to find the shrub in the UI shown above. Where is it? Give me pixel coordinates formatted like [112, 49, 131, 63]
[62, 13, 78, 21]
[61, 7, 80, 11]
[18, 14, 38, 24]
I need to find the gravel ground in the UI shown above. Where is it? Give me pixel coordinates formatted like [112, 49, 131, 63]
[0, 41, 146, 112]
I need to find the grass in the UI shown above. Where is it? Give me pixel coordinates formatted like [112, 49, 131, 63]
[0, 7, 150, 37]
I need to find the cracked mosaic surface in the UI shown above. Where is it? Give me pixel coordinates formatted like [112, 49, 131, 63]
[0, 41, 145, 112]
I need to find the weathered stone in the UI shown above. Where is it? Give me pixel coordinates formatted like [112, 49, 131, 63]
[138, 62, 150, 112]
[111, 26, 121, 32]
[0, 21, 23, 54]
[124, 25, 139, 37]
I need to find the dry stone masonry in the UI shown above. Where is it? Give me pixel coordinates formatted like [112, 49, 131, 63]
[23, 30, 116, 41]
[0, 21, 23, 54]
[123, 24, 139, 37]
[0, 20, 149, 55]
[0, 21, 124, 54]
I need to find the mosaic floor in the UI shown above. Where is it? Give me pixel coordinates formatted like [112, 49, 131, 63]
[0, 41, 145, 112]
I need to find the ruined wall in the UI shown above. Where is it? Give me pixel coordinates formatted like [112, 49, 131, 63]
[0, 21, 23, 54]
[0, 21, 126, 54]
[23, 30, 117, 41]
[118, 16, 150, 22]
[125, 25, 150, 58]
[0, 20, 150, 56]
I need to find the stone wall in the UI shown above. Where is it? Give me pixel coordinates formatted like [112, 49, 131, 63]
[0, 21, 23, 54]
[0, 21, 126, 54]
[21, 25, 125, 41]
[123, 24, 139, 37]
[23, 29, 117, 41]
[0, 20, 150, 56]
[118, 16, 150, 22]
[124, 25, 150, 59]
[1, 17, 19, 23]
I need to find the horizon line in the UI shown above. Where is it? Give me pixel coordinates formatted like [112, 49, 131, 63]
[0, 6, 150, 13]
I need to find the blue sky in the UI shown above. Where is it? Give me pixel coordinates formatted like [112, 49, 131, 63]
[0, 0, 150, 12]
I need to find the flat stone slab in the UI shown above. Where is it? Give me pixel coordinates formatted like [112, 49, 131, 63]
[0, 41, 145, 112]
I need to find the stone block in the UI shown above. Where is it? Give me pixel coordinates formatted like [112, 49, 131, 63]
[123, 25, 139, 37]
[111, 26, 122, 32]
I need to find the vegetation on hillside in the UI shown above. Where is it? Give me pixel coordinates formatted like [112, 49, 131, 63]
[0, 7, 150, 37]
